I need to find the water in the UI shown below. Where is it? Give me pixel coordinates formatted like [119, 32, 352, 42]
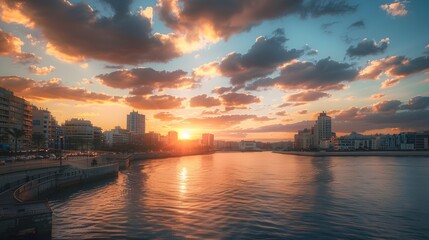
[49, 152, 429, 239]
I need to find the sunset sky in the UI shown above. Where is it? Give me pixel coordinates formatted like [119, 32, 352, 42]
[0, 0, 428, 141]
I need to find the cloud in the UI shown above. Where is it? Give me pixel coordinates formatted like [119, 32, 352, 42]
[358, 55, 429, 86]
[401, 96, 429, 110]
[253, 116, 275, 122]
[247, 58, 358, 91]
[218, 29, 303, 86]
[348, 20, 365, 29]
[125, 95, 184, 110]
[381, 1, 408, 16]
[297, 110, 308, 115]
[184, 114, 257, 128]
[278, 102, 307, 108]
[370, 93, 385, 99]
[105, 65, 124, 69]
[321, 21, 338, 34]
[211, 87, 233, 95]
[158, 0, 356, 42]
[286, 91, 331, 101]
[347, 38, 390, 57]
[96, 67, 197, 95]
[0, 76, 120, 103]
[219, 92, 260, 107]
[28, 65, 55, 75]
[153, 112, 182, 121]
[190, 94, 221, 107]
[275, 111, 288, 117]
[0, 28, 40, 64]
[373, 100, 402, 113]
[232, 98, 429, 134]
[381, 78, 401, 88]
[2, 0, 181, 64]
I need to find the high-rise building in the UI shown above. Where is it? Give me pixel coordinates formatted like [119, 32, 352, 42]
[201, 133, 214, 148]
[314, 112, 333, 146]
[0, 87, 32, 150]
[62, 118, 94, 150]
[127, 110, 145, 134]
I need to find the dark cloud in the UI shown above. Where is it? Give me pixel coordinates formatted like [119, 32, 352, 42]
[218, 29, 303, 86]
[247, 58, 358, 91]
[158, 0, 356, 41]
[125, 95, 185, 110]
[348, 20, 365, 29]
[373, 100, 402, 114]
[297, 110, 308, 115]
[347, 38, 390, 57]
[301, 0, 357, 18]
[0, 76, 34, 92]
[96, 67, 197, 95]
[286, 91, 331, 101]
[153, 112, 182, 121]
[0, 76, 120, 103]
[321, 21, 338, 34]
[391, 56, 429, 76]
[104, 65, 124, 69]
[190, 94, 221, 107]
[401, 96, 429, 110]
[275, 111, 288, 116]
[3, 0, 180, 64]
[211, 87, 233, 95]
[0, 28, 40, 64]
[219, 92, 260, 106]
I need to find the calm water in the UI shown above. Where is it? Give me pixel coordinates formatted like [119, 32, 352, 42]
[49, 152, 429, 239]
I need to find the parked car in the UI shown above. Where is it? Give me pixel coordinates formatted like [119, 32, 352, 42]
[0, 160, 5, 166]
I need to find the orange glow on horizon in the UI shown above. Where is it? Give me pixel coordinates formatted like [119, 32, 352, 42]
[179, 130, 191, 140]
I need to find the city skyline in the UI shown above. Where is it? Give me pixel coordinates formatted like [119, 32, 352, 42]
[1, 0, 429, 141]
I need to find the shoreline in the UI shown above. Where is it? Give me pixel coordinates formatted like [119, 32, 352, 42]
[274, 151, 429, 157]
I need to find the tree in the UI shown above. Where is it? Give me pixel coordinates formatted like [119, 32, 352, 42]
[6, 127, 25, 160]
[32, 132, 46, 153]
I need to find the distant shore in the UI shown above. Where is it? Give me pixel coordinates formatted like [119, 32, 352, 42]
[274, 151, 429, 157]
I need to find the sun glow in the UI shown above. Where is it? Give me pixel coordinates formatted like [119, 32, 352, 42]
[179, 130, 191, 140]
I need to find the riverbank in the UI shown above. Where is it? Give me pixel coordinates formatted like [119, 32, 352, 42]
[274, 150, 429, 157]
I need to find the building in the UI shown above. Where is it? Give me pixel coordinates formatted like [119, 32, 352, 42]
[239, 141, 259, 151]
[294, 128, 314, 150]
[144, 131, 160, 147]
[93, 126, 103, 149]
[0, 87, 32, 150]
[62, 118, 94, 150]
[127, 110, 145, 134]
[167, 131, 178, 145]
[201, 133, 214, 148]
[314, 112, 333, 147]
[104, 126, 129, 146]
[32, 106, 55, 149]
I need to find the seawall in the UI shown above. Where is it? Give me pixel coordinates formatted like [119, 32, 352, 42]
[274, 151, 429, 157]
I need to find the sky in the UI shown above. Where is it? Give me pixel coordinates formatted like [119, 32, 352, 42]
[0, 0, 428, 141]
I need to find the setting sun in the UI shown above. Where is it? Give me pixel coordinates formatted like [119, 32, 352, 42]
[179, 130, 191, 140]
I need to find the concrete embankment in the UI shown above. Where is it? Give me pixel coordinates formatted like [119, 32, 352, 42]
[274, 151, 429, 157]
[0, 159, 123, 239]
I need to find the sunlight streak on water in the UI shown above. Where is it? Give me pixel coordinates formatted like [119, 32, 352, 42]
[49, 152, 429, 239]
